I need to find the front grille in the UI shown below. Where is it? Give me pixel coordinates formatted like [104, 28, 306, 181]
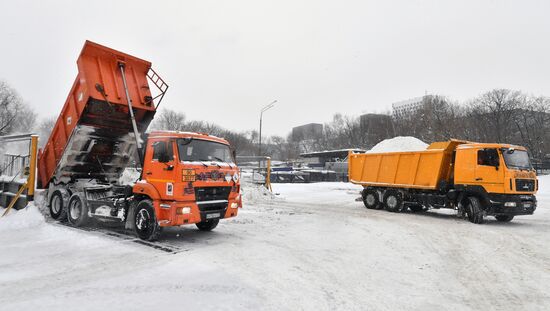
[515, 179, 535, 192]
[198, 202, 227, 212]
[195, 187, 231, 202]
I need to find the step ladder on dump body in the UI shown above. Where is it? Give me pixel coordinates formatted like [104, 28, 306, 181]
[146, 67, 169, 108]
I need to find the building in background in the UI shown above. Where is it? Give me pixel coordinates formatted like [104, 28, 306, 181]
[292, 123, 323, 142]
[392, 96, 427, 119]
[359, 113, 394, 147]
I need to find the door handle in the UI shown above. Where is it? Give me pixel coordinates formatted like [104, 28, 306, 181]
[475, 177, 483, 181]
[146, 171, 152, 175]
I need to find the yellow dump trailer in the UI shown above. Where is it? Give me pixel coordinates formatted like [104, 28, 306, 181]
[349, 140, 464, 190]
[349, 139, 537, 224]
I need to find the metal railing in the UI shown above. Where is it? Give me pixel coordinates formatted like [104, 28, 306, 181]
[1, 154, 29, 178]
[0, 134, 38, 215]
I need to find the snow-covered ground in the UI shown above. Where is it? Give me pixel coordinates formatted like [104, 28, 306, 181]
[1, 178, 550, 310]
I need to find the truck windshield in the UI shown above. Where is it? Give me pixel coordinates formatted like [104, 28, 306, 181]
[501, 149, 532, 170]
[177, 138, 234, 164]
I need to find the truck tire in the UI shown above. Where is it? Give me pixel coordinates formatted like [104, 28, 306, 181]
[466, 196, 485, 224]
[362, 189, 380, 209]
[384, 190, 404, 213]
[196, 219, 219, 231]
[134, 200, 161, 241]
[49, 190, 67, 221]
[67, 193, 90, 227]
[495, 215, 514, 222]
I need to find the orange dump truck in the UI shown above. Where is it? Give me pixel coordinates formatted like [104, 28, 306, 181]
[38, 41, 242, 240]
[348, 140, 537, 223]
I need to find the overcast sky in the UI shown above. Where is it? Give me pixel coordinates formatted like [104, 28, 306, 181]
[1, 0, 549, 137]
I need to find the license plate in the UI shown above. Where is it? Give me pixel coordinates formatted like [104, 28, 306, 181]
[206, 213, 220, 219]
[524, 203, 532, 208]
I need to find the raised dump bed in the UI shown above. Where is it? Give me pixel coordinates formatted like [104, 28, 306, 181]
[348, 140, 464, 190]
[37, 41, 166, 188]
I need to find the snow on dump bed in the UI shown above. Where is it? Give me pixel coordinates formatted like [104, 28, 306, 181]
[367, 136, 428, 153]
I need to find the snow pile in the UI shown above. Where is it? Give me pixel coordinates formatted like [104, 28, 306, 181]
[240, 170, 266, 183]
[241, 182, 278, 205]
[367, 136, 428, 153]
[0, 203, 45, 232]
[119, 168, 141, 185]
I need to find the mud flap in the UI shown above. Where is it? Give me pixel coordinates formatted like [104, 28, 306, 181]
[125, 201, 136, 230]
[456, 192, 466, 218]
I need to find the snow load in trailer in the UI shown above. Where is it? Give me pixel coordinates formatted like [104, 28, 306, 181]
[37, 41, 166, 188]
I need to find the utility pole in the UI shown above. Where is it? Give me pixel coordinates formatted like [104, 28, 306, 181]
[259, 100, 277, 156]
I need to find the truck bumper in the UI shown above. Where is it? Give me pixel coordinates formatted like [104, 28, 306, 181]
[487, 194, 536, 216]
[156, 198, 240, 227]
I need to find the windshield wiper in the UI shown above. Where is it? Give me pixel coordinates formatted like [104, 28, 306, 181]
[213, 156, 233, 168]
[197, 159, 209, 167]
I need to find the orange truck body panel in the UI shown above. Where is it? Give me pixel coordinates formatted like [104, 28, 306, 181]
[349, 140, 465, 190]
[37, 41, 156, 188]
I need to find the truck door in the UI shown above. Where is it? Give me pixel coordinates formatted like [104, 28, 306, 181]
[475, 148, 504, 192]
[144, 139, 176, 199]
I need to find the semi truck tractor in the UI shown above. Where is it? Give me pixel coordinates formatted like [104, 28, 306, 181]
[37, 41, 242, 240]
[348, 140, 537, 223]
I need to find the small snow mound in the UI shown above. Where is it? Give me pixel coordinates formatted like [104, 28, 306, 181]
[367, 136, 428, 153]
[119, 168, 141, 185]
[0, 203, 45, 232]
[241, 182, 278, 205]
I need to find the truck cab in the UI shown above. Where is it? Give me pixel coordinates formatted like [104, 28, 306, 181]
[131, 131, 242, 240]
[453, 143, 537, 219]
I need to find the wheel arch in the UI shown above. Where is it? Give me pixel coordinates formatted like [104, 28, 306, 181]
[454, 184, 491, 209]
[125, 194, 153, 230]
[132, 182, 161, 201]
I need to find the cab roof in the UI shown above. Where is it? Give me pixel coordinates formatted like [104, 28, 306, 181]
[427, 139, 527, 152]
[457, 143, 526, 151]
[148, 131, 230, 145]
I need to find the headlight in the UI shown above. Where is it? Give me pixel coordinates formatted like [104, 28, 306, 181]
[230, 203, 239, 209]
[504, 202, 517, 207]
[233, 173, 240, 182]
[177, 207, 192, 214]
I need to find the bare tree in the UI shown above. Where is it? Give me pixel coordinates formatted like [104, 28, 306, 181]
[14, 104, 37, 134]
[151, 108, 186, 131]
[513, 95, 550, 159]
[469, 89, 521, 143]
[0, 81, 24, 135]
[36, 116, 57, 148]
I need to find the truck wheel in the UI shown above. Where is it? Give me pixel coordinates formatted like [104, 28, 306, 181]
[67, 193, 89, 227]
[495, 215, 514, 222]
[466, 196, 485, 224]
[134, 200, 161, 241]
[362, 189, 380, 209]
[49, 190, 67, 221]
[384, 190, 404, 213]
[196, 219, 219, 231]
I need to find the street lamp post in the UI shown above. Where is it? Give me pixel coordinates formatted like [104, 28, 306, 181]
[259, 100, 277, 156]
